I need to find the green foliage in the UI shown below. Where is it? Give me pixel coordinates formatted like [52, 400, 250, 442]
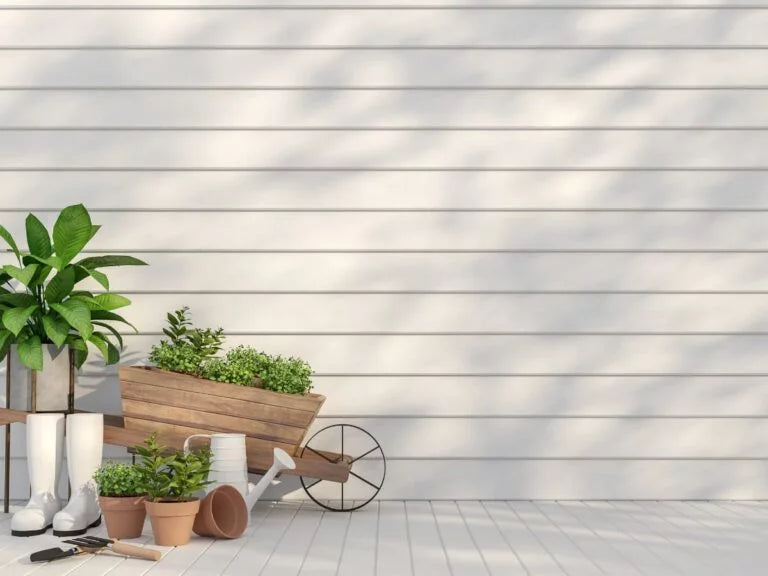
[149, 307, 224, 376]
[152, 308, 313, 395]
[93, 461, 145, 497]
[258, 354, 313, 395]
[133, 433, 212, 502]
[0, 204, 147, 369]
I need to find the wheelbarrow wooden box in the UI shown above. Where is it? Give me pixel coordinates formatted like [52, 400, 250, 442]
[1, 366, 385, 511]
[117, 366, 344, 477]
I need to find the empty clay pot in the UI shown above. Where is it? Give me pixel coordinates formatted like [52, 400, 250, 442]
[145, 499, 200, 547]
[99, 496, 146, 540]
[193, 485, 248, 539]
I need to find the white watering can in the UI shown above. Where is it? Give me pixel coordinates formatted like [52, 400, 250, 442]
[183, 433, 296, 517]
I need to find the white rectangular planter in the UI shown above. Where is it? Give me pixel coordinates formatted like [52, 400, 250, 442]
[8, 344, 73, 412]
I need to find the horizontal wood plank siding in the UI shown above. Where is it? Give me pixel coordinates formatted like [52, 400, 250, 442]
[2, 3, 767, 500]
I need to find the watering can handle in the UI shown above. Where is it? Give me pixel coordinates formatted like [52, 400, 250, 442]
[183, 434, 211, 454]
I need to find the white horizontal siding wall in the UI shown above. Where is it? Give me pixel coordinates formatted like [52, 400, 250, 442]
[2, 2, 768, 500]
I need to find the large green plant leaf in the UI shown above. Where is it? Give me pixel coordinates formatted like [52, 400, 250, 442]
[52, 204, 93, 267]
[92, 321, 124, 349]
[66, 335, 89, 368]
[0, 329, 12, 358]
[42, 314, 70, 347]
[0, 293, 37, 308]
[2, 304, 38, 336]
[89, 332, 120, 365]
[50, 300, 92, 341]
[45, 266, 76, 303]
[94, 293, 131, 311]
[0, 224, 20, 263]
[25, 214, 52, 259]
[91, 309, 137, 332]
[27, 254, 62, 271]
[75, 255, 148, 269]
[17, 334, 43, 370]
[3, 264, 39, 288]
[74, 265, 109, 290]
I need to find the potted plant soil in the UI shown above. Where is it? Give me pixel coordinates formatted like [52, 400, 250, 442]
[93, 462, 146, 539]
[134, 434, 212, 547]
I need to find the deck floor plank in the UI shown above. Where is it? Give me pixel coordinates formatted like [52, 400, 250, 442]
[537, 501, 644, 576]
[376, 500, 413, 576]
[336, 500, 379, 576]
[511, 501, 603, 576]
[0, 501, 766, 575]
[606, 501, 722, 576]
[297, 501, 351, 576]
[456, 501, 526, 576]
[404, 500, 451, 576]
[431, 500, 489, 576]
[483, 500, 565, 575]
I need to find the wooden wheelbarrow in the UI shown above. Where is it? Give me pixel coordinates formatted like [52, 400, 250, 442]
[1, 366, 385, 512]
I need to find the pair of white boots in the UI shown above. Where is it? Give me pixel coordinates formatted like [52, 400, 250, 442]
[11, 413, 103, 537]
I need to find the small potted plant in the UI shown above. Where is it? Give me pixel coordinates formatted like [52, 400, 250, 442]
[93, 461, 146, 540]
[134, 434, 212, 547]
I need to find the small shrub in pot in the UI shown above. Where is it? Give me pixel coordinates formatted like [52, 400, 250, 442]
[93, 462, 146, 540]
[134, 434, 212, 547]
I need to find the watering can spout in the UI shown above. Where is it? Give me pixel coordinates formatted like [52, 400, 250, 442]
[245, 448, 296, 512]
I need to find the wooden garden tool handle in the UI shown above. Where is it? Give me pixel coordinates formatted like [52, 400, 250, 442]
[110, 541, 162, 561]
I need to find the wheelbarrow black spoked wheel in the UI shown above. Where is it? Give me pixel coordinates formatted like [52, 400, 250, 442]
[299, 424, 385, 512]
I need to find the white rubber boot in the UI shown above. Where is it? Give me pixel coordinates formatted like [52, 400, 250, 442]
[11, 413, 65, 537]
[52, 413, 103, 536]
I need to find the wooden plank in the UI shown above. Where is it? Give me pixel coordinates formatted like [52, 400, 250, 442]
[86, 292, 768, 333]
[0, 409, 27, 426]
[481, 501, 564, 576]
[562, 502, 677, 576]
[456, 501, 525, 575]
[306, 417, 768, 459]
[121, 380, 314, 428]
[404, 501, 451, 576]
[633, 501, 765, 575]
[533, 501, 643, 576]
[336, 501, 379, 576]
[261, 502, 325, 576]
[122, 398, 306, 445]
[4, 9, 767, 47]
[3, 131, 768, 169]
[430, 501, 487, 576]
[3, 51, 768, 87]
[120, 417, 297, 457]
[223, 501, 302, 576]
[509, 501, 601, 576]
[299, 503, 351, 576]
[299, 503, 352, 576]
[4, 173, 768, 211]
[183, 500, 273, 576]
[5, 91, 768, 129]
[376, 501, 413, 576]
[121, 367, 324, 413]
[104, 419, 350, 482]
[112, 334, 768, 374]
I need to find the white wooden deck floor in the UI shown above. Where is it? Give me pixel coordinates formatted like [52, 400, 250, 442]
[1, 500, 767, 575]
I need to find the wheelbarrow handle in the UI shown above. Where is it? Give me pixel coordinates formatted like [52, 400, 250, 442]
[111, 541, 162, 561]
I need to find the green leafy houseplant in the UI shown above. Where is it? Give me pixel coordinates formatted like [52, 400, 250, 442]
[93, 461, 144, 497]
[133, 433, 212, 502]
[0, 204, 146, 369]
[150, 307, 313, 395]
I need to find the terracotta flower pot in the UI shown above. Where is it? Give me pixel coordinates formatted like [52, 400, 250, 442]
[193, 485, 248, 540]
[145, 499, 200, 547]
[99, 496, 147, 540]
